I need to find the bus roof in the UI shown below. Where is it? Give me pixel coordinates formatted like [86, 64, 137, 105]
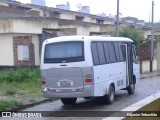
[44, 36, 133, 44]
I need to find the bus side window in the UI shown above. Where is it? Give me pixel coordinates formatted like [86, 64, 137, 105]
[103, 42, 110, 64]
[132, 45, 137, 60]
[108, 42, 117, 63]
[97, 42, 106, 64]
[114, 43, 120, 62]
[91, 42, 100, 65]
[121, 45, 126, 61]
[118, 43, 124, 61]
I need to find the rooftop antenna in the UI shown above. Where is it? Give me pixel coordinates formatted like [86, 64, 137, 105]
[67, 1, 69, 6]
[76, 3, 82, 11]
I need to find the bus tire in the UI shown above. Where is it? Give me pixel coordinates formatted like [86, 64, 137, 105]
[61, 98, 77, 105]
[104, 85, 115, 104]
[127, 83, 135, 95]
[84, 97, 92, 100]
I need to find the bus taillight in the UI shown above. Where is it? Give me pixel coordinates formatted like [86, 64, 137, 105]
[41, 76, 46, 85]
[41, 80, 46, 85]
[85, 79, 93, 83]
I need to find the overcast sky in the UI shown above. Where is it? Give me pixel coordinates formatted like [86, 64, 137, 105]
[16, 0, 160, 22]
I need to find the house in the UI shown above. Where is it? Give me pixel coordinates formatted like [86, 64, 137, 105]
[0, 0, 115, 66]
[1, 0, 160, 73]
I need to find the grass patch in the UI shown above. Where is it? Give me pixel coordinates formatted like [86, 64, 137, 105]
[0, 101, 22, 110]
[0, 67, 40, 83]
[0, 80, 41, 96]
[0, 67, 43, 110]
[0, 67, 41, 96]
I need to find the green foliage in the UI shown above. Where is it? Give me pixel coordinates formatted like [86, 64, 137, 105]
[0, 77, 41, 95]
[0, 101, 22, 110]
[0, 67, 40, 83]
[0, 67, 43, 110]
[154, 37, 160, 43]
[120, 27, 143, 48]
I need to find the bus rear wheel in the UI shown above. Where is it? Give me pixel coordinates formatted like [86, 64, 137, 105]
[61, 98, 77, 105]
[127, 83, 135, 95]
[84, 97, 92, 100]
[103, 85, 115, 104]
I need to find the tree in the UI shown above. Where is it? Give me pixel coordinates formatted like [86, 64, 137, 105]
[120, 27, 143, 48]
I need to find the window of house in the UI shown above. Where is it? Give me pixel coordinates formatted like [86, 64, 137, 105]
[76, 16, 84, 22]
[17, 45, 29, 60]
[53, 12, 60, 18]
[96, 20, 104, 24]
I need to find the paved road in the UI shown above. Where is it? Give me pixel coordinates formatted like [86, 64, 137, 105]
[1, 75, 160, 120]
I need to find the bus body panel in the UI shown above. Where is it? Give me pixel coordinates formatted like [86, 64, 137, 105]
[42, 84, 94, 98]
[41, 36, 140, 99]
[41, 67, 95, 98]
[93, 62, 126, 96]
[133, 63, 140, 83]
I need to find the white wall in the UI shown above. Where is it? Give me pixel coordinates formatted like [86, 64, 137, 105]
[83, 16, 91, 22]
[0, 1, 9, 6]
[141, 59, 157, 73]
[0, 19, 59, 34]
[141, 60, 150, 73]
[77, 26, 90, 35]
[0, 20, 13, 33]
[152, 59, 157, 72]
[12, 20, 42, 34]
[90, 18, 96, 23]
[104, 20, 115, 25]
[143, 30, 151, 39]
[157, 43, 160, 71]
[13, 33, 40, 65]
[32, 35, 40, 65]
[60, 13, 75, 20]
[0, 34, 14, 65]
[0, 33, 40, 66]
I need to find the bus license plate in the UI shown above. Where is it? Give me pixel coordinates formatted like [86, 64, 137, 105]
[60, 80, 72, 87]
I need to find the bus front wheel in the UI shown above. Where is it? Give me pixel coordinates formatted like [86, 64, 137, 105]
[84, 97, 92, 100]
[127, 84, 135, 95]
[61, 98, 77, 105]
[103, 85, 115, 104]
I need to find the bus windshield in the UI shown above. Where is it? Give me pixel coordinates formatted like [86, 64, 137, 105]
[44, 41, 84, 63]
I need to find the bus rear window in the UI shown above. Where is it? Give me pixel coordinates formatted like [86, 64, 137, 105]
[44, 41, 84, 63]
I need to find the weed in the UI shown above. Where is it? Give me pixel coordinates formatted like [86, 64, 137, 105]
[5, 90, 17, 96]
[0, 67, 40, 83]
[0, 101, 22, 110]
[0, 67, 42, 110]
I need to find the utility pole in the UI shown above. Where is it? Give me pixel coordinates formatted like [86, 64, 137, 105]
[150, 0, 154, 72]
[116, 0, 119, 37]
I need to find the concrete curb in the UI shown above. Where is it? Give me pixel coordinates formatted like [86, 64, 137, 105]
[140, 72, 160, 79]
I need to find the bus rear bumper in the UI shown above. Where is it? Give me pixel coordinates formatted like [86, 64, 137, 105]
[42, 85, 94, 98]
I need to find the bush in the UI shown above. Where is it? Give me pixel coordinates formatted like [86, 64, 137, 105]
[0, 67, 40, 83]
[120, 27, 143, 48]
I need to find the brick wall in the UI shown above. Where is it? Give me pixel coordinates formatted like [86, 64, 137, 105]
[13, 36, 35, 66]
[138, 43, 151, 61]
[138, 43, 156, 61]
